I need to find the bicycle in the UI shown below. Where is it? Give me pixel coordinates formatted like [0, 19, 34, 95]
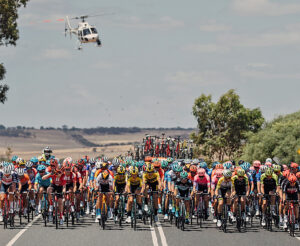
[114, 192, 125, 227]
[98, 191, 110, 230]
[286, 200, 298, 237]
[263, 194, 277, 231]
[196, 192, 209, 228]
[176, 196, 190, 231]
[3, 191, 15, 229]
[41, 191, 48, 227]
[220, 196, 229, 233]
[64, 191, 75, 227]
[235, 195, 246, 232]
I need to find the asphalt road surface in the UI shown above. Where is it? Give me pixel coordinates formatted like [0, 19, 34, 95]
[1, 215, 300, 246]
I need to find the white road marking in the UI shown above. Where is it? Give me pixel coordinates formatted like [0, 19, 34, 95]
[155, 221, 168, 246]
[6, 214, 41, 246]
[149, 221, 159, 246]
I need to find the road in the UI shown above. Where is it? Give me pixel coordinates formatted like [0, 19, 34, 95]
[0, 215, 299, 246]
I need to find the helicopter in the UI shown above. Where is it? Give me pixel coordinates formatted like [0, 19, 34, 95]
[65, 15, 102, 50]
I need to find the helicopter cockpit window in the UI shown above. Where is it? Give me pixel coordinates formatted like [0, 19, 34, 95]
[91, 28, 97, 34]
[83, 28, 91, 36]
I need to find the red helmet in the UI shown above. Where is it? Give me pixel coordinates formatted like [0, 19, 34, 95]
[253, 160, 261, 168]
[288, 174, 297, 183]
[296, 172, 300, 179]
[216, 169, 223, 178]
[56, 163, 64, 173]
[63, 157, 72, 166]
[77, 159, 85, 167]
[197, 168, 206, 176]
[50, 159, 58, 168]
[282, 164, 288, 171]
[216, 164, 223, 170]
[190, 165, 197, 173]
[153, 161, 161, 168]
[291, 162, 299, 169]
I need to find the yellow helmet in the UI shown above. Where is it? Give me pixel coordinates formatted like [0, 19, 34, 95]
[38, 156, 46, 162]
[237, 169, 245, 177]
[18, 159, 26, 167]
[130, 166, 139, 175]
[146, 163, 154, 173]
[117, 166, 125, 174]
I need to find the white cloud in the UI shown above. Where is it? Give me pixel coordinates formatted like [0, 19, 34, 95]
[165, 70, 229, 85]
[42, 48, 71, 59]
[115, 16, 184, 30]
[232, 0, 300, 16]
[182, 43, 230, 53]
[199, 21, 231, 32]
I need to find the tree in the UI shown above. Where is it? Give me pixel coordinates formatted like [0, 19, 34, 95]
[241, 111, 300, 164]
[191, 89, 264, 161]
[0, 0, 30, 103]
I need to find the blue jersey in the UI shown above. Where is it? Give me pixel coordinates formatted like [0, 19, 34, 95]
[35, 172, 51, 187]
[206, 168, 213, 178]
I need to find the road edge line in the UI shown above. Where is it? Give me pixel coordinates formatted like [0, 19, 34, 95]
[155, 221, 168, 246]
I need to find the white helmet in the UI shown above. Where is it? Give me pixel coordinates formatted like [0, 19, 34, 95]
[3, 166, 11, 175]
[223, 169, 232, 178]
[265, 158, 272, 163]
[16, 168, 25, 176]
[95, 161, 101, 169]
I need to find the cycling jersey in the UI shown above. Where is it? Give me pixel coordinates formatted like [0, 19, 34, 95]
[260, 173, 278, 193]
[282, 181, 300, 200]
[232, 175, 249, 195]
[114, 174, 126, 185]
[127, 176, 142, 187]
[143, 172, 159, 184]
[175, 178, 192, 197]
[49, 174, 66, 186]
[0, 172, 18, 185]
[95, 173, 113, 192]
[64, 172, 77, 185]
[26, 168, 37, 183]
[193, 174, 210, 192]
[19, 174, 31, 186]
[35, 172, 51, 187]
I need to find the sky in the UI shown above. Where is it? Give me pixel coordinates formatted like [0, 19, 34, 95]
[1, 0, 300, 128]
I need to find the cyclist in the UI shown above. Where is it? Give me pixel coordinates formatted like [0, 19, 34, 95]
[216, 169, 233, 227]
[25, 161, 37, 208]
[42, 163, 66, 225]
[193, 168, 211, 219]
[125, 166, 143, 223]
[34, 165, 50, 214]
[231, 169, 249, 223]
[95, 170, 113, 222]
[63, 161, 77, 215]
[0, 164, 18, 221]
[282, 174, 300, 229]
[43, 146, 53, 161]
[113, 165, 126, 222]
[260, 167, 280, 227]
[16, 167, 32, 217]
[210, 169, 223, 223]
[174, 171, 193, 224]
[141, 162, 161, 222]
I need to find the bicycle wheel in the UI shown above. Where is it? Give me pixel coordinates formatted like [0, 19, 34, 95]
[55, 201, 58, 229]
[3, 200, 8, 229]
[133, 202, 137, 231]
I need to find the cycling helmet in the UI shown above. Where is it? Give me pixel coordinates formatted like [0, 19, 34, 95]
[199, 162, 207, 169]
[273, 165, 281, 172]
[190, 165, 197, 173]
[11, 155, 18, 163]
[9, 163, 15, 172]
[216, 164, 223, 170]
[77, 158, 85, 166]
[192, 159, 199, 165]
[30, 157, 38, 164]
[216, 169, 223, 178]
[117, 166, 125, 174]
[176, 166, 183, 173]
[237, 169, 245, 177]
[130, 166, 139, 175]
[16, 168, 25, 176]
[253, 160, 261, 168]
[38, 156, 46, 163]
[89, 158, 96, 165]
[102, 170, 109, 180]
[102, 156, 108, 162]
[112, 157, 120, 167]
[223, 169, 232, 178]
[18, 159, 26, 167]
[260, 165, 267, 173]
[167, 157, 173, 163]
[56, 163, 64, 172]
[244, 162, 251, 170]
[25, 161, 33, 169]
[184, 159, 191, 164]
[153, 161, 161, 168]
[212, 161, 220, 169]
[63, 161, 72, 169]
[238, 160, 244, 165]
[291, 162, 299, 169]
[172, 164, 178, 172]
[37, 165, 46, 172]
[95, 161, 101, 169]
[296, 172, 300, 179]
[265, 158, 272, 163]
[265, 168, 273, 176]
[223, 161, 232, 170]
[3, 166, 11, 175]
[197, 168, 206, 176]
[161, 160, 168, 169]
[0, 162, 3, 168]
[16, 157, 22, 164]
[146, 163, 154, 173]
[43, 146, 52, 156]
[180, 171, 188, 179]
[282, 164, 288, 171]
[288, 174, 297, 183]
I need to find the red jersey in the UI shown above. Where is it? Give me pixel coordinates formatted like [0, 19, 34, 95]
[64, 172, 77, 185]
[188, 172, 197, 182]
[50, 174, 66, 186]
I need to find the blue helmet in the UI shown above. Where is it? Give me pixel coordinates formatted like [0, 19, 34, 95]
[199, 162, 207, 169]
[30, 157, 39, 164]
[45, 160, 50, 166]
[223, 161, 232, 170]
[11, 155, 18, 162]
[212, 161, 220, 169]
[37, 165, 46, 171]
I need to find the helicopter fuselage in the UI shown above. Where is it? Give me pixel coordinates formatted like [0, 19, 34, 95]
[77, 22, 99, 43]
